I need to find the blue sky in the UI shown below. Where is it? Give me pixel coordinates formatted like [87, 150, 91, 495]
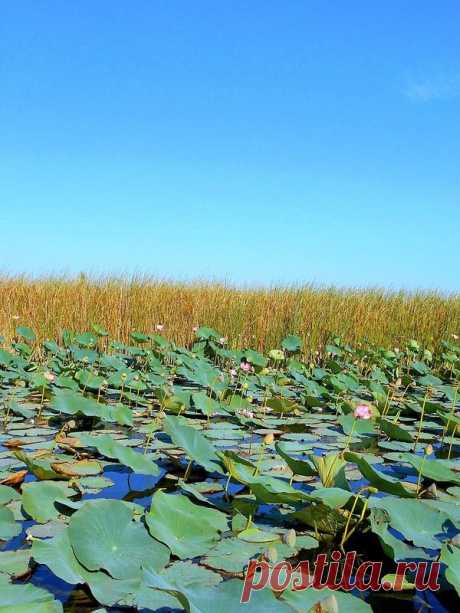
[1, 1, 459, 291]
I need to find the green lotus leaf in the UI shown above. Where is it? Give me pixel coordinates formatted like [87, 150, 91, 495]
[0, 582, 62, 613]
[163, 414, 223, 474]
[368, 507, 435, 561]
[0, 549, 31, 577]
[68, 499, 169, 579]
[32, 529, 142, 606]
[79, 434, 160, 475]
[379, 418, 413, 442]
[369, 497, 449, 549]
[402, 453, 460, 485]
[0, 484, 21, 505]
[344, 452, 416, 497]
[281, 587, 372, 612]
[0, 506, 21, 539]
[15, 326, 36, 344]
[281, 335, 302, 353]
[22, 480, 76, 523]
[146, 490, 228, 559]
[441, 542, 460, 596]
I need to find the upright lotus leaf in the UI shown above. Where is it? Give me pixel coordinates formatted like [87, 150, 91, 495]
[379, 419, 413, 442]
[74, 331, 98, 348]
[292, 501, 347, 535]
[440, 543, 460, 597]
[22, 481, 76, 523]
[275, 442, 316, 478]
[312, 453, 347, 488]
[344, 452, 416, 498]
[146, 490, 228, 559]
[92, 323, 109, 337]
[244, 349, 268, 368]
[105, 403, 133, 427]
[281, 335, 302, 353]
[369, 497, 450, 549]
[163, 415, 223, 474]
[68, 499, 170, 579]
[79, 434, 160, 476]
[76, 369, 105, 391]
[247, 474, 312, 505]
[194, 326, 220, 340]
[15, 326, 36, 344]
[266, 396, 300, 414]
[192, 391, 220, 417]
[269, 349, 285, 361]
[368, 507, 436, 562]
[309, 486, 353, 509]
[51, 390, 104, 419]
[219, 450, 258, 484]
[402, 453, 460, 485]
[338, 414, 376, 436]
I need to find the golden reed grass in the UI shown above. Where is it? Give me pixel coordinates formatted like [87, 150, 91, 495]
[1, 275, 459, 356]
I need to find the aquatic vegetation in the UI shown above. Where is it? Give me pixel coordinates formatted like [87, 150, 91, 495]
[0, 325, 459, 610]
[1, 276, 460, 355]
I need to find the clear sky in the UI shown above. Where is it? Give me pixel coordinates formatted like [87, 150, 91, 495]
[1, 1, 459, 291]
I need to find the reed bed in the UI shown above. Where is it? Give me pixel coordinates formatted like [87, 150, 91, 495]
[1, 275, 459, 355]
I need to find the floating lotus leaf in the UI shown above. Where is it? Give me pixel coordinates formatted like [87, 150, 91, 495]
[0, 582, 62, 612]
[281, 587, 372, 612]
[0, 549, 31, 578]
[68, 499, 169, 579]
[22, 480, 76, 523]
[0, 506, 21, 540]
[79, 434, 160, 476]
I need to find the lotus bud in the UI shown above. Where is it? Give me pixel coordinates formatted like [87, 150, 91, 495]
[425, 444, 434, 456]
[320, 595, 339, 613]
[263, 546, 278, 563]
[282, 528, 296, 548]
[425, 483, 437, 499]
[264, 433, 275, 445]
[451, 533, 460, 547]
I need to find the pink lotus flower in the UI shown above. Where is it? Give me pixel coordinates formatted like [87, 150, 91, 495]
[354, 404, 371, 420]
[44, 371, 56, 383]
[240, 362, 253, 373]
[155, 324, 164, 332]
[237, 408, 254, 419]
[219, 337, 228, 345]
[192, 326, 199, 332]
